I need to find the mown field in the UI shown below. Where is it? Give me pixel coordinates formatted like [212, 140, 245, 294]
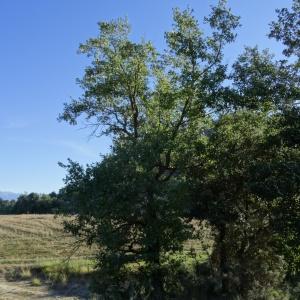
[0, 214, 93, 265]
[0, 215, 211, 299]
[0, 214, 95, 299]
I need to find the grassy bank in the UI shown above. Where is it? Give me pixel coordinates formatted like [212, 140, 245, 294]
[2, 258, 94, 286]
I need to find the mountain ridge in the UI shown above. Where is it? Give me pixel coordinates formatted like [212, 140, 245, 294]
[0, 191, 20, 200]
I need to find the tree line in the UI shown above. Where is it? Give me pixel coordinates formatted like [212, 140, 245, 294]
[56, 0, 299, 298]
[0, 192, 69, 214]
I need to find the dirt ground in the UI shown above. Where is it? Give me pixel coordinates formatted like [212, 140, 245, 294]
[0, 275, 90, 300]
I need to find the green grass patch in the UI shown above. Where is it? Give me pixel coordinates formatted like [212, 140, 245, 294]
[19, 267, 32, 280]
[38, 258, 95, 284]
[3, 258, 95, 287]
[31, 277, 42, 286]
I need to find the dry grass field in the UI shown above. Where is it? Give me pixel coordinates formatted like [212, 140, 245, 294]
[0, 215, 211, 299]
[0, 215, 94, 299]
[0, 214, 93, 265]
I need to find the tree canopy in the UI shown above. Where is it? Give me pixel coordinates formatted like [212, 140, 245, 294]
[59, 1, 300, 298]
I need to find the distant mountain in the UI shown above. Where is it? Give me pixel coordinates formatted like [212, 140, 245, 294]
[0, 191, 20, 200]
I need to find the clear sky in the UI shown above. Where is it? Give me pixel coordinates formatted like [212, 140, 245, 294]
[0, 0, 291, 194]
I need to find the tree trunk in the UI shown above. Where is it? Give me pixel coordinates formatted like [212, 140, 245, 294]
[151, 263, 165, 300]
[147, 238, 165, 300]
[219, 224, 230, 296]
[146, 190, 166, 300]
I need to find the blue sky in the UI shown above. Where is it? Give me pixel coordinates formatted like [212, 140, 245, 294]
[0, 0, 291, 193]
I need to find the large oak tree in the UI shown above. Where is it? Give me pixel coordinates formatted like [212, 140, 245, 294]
[59, 1, 299, 298]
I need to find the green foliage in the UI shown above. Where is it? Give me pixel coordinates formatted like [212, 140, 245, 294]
[31, 277, 42, 286]
[0, 192, 70, 215]
[60, 3, 241, 298]
[0, 198, 15, 214]
[59, 1, 300, 298]
[269, 0, 300, 60]
[230, 47, 300, 110]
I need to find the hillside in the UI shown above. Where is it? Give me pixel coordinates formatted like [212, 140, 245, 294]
[0, 214, 93, 264]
